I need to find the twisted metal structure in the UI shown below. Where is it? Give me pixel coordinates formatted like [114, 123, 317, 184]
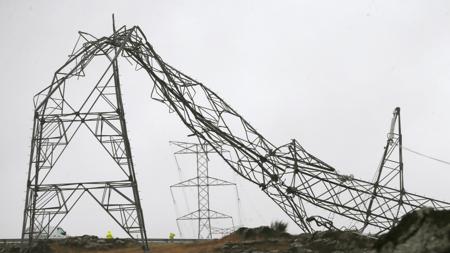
[170, 141, 236, 239]
[362, 107, 404, 231]
[23, 23, 450, 249]
[22, 23, 149, 251]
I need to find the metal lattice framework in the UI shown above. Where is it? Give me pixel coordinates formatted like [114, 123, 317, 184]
[22, 23, 148, 251]
[170, 141, 236, 239]
[23, 23, 450, 247]
[362, 107, 405, 231]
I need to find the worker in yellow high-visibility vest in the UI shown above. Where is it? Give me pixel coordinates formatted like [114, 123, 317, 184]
[106, 230, 113, 239]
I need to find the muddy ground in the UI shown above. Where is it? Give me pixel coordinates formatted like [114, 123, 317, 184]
[2, 208, 449, 253]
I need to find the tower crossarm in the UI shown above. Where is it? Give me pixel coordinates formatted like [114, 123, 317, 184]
[170, 141, 228, 155]
[177, 210, 233, 221]
[171, 176, 235, 188]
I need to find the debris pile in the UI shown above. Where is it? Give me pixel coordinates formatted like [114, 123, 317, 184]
[230, 226, 292, 240]
[222, 227, 375, 253]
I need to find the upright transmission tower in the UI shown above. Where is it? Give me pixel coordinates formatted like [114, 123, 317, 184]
[22, 20, 148, 251]
[170, 141, 236, 239]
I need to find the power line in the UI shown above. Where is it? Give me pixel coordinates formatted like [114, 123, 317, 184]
[402, 146, 450, 166]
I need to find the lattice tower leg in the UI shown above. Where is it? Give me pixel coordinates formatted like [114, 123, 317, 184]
[197, 151, 212, 239]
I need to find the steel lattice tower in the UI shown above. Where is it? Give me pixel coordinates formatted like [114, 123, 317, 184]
[170, 141, 236, 239]
[362, 107, 404, 232]
[24, 22, 450, 246]
[21, 19, 148, 251]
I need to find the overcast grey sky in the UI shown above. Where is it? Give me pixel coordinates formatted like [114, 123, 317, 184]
[1, 0, 450, 238]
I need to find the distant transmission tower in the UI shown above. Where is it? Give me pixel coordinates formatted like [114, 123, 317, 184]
[22, 17, 148, 252]
[170, 141, 238, 239]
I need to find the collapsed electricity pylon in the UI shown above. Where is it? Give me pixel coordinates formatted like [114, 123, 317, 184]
[362, 107, 404, 232]
[170, 141, 236, 239]
[21, 21, 148, 251]
[26, 22, 450, 244]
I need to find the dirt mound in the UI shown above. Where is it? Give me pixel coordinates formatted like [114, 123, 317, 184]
[220, 226, 375, 253]
[0, 240, 52, 253]
[289, 230, 376, 253]
[53, 235, 137, 251]
[375, 207, 450, 253]
[220, 207, 450, 253]
[3, 208, 448, 253]
[0, 236, 137, 253]
[226, 226, 292, 241]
